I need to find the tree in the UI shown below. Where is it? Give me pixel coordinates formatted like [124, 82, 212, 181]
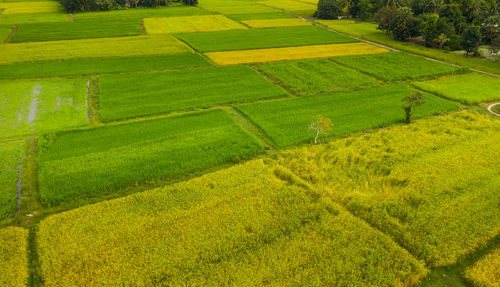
[391, 7, 421, 40]
[314, 0, 343, 19]
[489, 35, 500, 60]
[421, 13, 440, 46]
[182, 0, 197, 6]
[309, 115, 334, 144]
[401, 92, 425, 124]
[461, 25, 482, 54]
[375, 5, 399, 34]
[434, 33, 450, 48]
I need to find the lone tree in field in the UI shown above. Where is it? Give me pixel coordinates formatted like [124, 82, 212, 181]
[401, 92, 425, 124]
[310, 115, 334, 144]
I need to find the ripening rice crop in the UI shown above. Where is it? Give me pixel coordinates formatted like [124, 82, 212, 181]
[236, 84, 459, 147]
[38, 110, 263, 207]
[331, 52, 467, 81]
[242, 18, 311, 28]
[228, 12, 295, 20]
[257, 0, 316, 16]
[278, 110, 500, 267]
[37, 159, 427, 286]
[465, 246, 500, 287]
[0, 227, 28, 287]
[0, 1, 62, 14]
[258, 58, 379, 93]
[0, 140, 24, 219]
[317, 19, 356, 25]
[143, 15, 246, 34]
[0, 79, 88, 138]
[206, 42, 388, 65]
[98, 65, 288, 121]
[0, 35, 191, 64]
[412, 72, 500, 104]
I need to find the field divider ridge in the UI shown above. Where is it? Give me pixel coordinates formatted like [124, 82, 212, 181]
[224, 107, 278, 149]
[4, 24, 19, 43]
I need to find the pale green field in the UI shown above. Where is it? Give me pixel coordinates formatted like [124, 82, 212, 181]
[144, 15, 246, 34]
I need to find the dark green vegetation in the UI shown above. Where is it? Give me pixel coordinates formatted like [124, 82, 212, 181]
[176, 26, 357, 52]
[492, 104, 500, 114]
[0, 141, 24, 219]
[332, 52, 467, 81]
[258, 58, 379, 93]
[237, 84, 458, 147]
[99, 65, 288, 121]
[38, 110, 262, 207]
[0, 54, 210, 80]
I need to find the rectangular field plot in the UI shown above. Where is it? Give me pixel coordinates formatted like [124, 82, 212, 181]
[206, 43, 388, 65]
[257, 0, 316, 16]
[0, 12, 69, 25]
[237, 84, 458, 147]
[465, 246, 500, 287]
[0, 54, 210, 80]
[1, 35, 191, 64]
[332, 52, 467, 81]
[176, 26, 357, 52]
[228, 12, 295, 20]
[278, 111, 500, 267]
[242, 18, 311, 28]
[413, 72, 500, 104]
[99, 65, 287, 121]
[38, 110, 263, 207]
[0, 140, 24, 219]
[0, 25, 13, 41]
[144, 15, 246, 34]
[202, 4, 279, 14]
[258, 59, 379, 94]
[0, 1, 62, 14]
[0, 227, 28, 287]
[37, 159, 426, 286]
[0, 79, 88, 138]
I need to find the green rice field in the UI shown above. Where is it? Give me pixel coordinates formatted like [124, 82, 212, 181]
[0, 141, 24, 219]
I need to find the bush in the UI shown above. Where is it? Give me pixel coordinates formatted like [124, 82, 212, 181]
[314, 0, 343, 19]
[182, 0, 197, 5]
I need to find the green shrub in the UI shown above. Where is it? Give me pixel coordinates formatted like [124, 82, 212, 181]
[314, 0, 342, 19]
[59, 0, 167, 12]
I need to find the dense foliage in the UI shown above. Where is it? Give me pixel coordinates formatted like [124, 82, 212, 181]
[59, 0, 167, 13]
[0, 227, 28, 287]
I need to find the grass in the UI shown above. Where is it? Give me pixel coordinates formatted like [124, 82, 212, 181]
[0, 54, 210, 80]
[413, 72, 500, 104]
[38, 110, 263, 207]
[1, 35, 191, 64]
[258, 58, 379, 94]
[323, 22, 500, 75]
[176, 26, 357, 52]
[278, 110, 500, 267]
[0, 140, 24, 220]
[465, 246, 500, 287]
[144, 15, 246, 34]
[257, 0, 317, 17]
[0, 227, 28, 287]
[236, 84, 459, 147]
[37, 159, 427, 286]
[99, 65, 288, 121]
[202, 4, 280, 14]
[73, 6, 212, 22]
[0, 25, 13, 42]
[332, 52, 467, 81]
[227, 11, 295, 20]
[0, 78, 88, 139]
[0, 12, 69, 25]
[0, 1, 62, 14]
[206, 42, 388, 65]
[242, 18, 311, 28]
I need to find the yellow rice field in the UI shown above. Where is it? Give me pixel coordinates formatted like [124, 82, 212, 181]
[0, 227, 29, 287]
[317, 19, 357, 25]
[143, 15, 246, 34]
[257, 0, 316, 16]
[205, 42, 389, 65]
[242, 18, 311, 28]
[0, 1, 62, 14]
[465, 246, 500, 287]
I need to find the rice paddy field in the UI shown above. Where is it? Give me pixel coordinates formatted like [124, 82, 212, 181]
[1, 0, 499, 286]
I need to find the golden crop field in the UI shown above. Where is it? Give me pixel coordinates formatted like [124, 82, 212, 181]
[0, 1, 62, 14]
[257, 0, 316, 16]
[242, 18, 311, 28]
[465, 246, 500, 287]
[205, 42, 389, 65]
[144, 15, 247, 34]
[317, 19, 357, 25]
[0, 227, 29, 287]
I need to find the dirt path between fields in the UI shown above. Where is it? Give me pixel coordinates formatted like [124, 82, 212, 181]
[487, 103, 500, 117]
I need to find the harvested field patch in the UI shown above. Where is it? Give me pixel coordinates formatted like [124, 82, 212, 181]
[0, 1, 62, 14]
[0, 227, 28, 287]
[242, 18, 311, 28]
[144, 15, 246, 34]
[0, 140, 24, 219]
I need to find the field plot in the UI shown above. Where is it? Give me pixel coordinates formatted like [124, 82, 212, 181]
[0, 54, 210, 80]
[202, 3, 279, 14]
[0, 140, 24, 219]
[206, 43, 388, 65]
[73, 6, 211, 22]
[332, 52, 467, 81]
[144, 15, 246, 34]
[37, 159, 426, 286]
[258, 59, 379, 93]
[317, 19, 356, 25]
[0, 12, 69, 25]
[99, 65, 287, 121]
[0, 79, 88, 138]
[0, 25, 13, 41]
[413, 72, 500, 104]
[465, 246, 500, 287]
[257, 0, 317, 16]
[0, 1, 62, 14]
[1, 35, 191, 64]
[38, 110, 263, 206]
[242, 18, 310, 28]
[0, 227, 28, 287]
[237, 84, 458, 147]
[228, 11, 295, 20]
[278, 111, 500, 267]
[176, 26, 357, 52]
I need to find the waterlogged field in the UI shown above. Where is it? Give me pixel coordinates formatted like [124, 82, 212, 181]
[206, 42, 388, 65]
[0, 79, 88, 138]
[0, 1, 62, 14]
[242, 18, 311, 28]
[38, 110, 262, 206]
[332, 52, 467, 81]
[237, 84, 458, 146]
[1, 35, 191, 64]
[37, 159, 427, 286]
[465, 246, 500, 287]
[176, 26, 357, 52]
[258, 58, 379, 93]
[0, 227, 28, 287]
[278, 111, 500, 267]
[0, 54, 210, 80]
[99, 65, 287, 121]
[0, 141, 24, 219]
[413, 72, 500, 104]
[144, 15, 246, 34]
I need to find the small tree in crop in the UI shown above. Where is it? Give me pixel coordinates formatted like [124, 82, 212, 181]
[309, 115, 334, 144]
[314, 0, 343, 19]
[401, 92, 425, 124]
[461, 25, 482, 55]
